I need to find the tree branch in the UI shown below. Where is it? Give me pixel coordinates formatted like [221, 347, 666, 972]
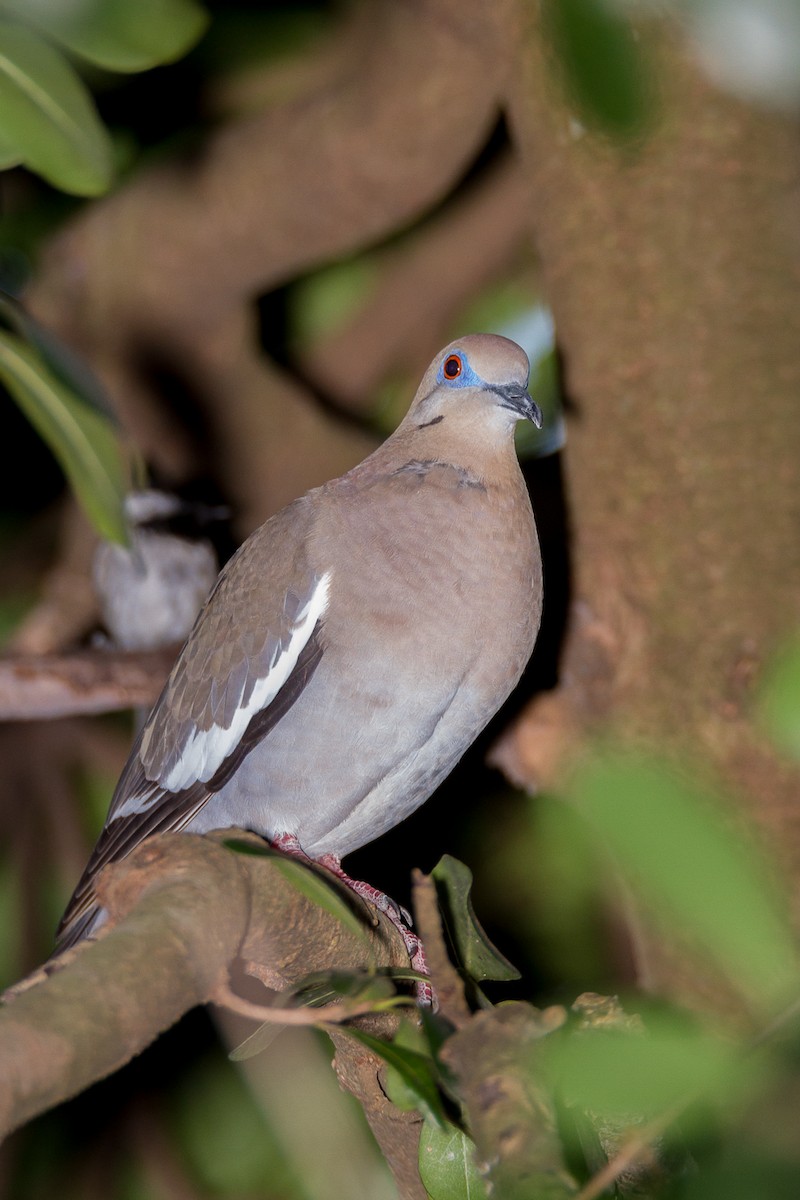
[441, 1002, 578, 1199]
[0, 648, 174, 720]
[0, 830, 407, 1142]
[299, 153, 531, 416]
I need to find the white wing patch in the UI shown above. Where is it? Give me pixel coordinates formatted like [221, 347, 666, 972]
[164, 569, 331, 791]
[117, 571, 331, 812]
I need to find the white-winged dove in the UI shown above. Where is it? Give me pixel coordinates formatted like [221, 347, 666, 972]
[57, 334, 544, 985]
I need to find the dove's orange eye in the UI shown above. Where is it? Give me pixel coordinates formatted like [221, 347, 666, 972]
[443, 354, 462, 380]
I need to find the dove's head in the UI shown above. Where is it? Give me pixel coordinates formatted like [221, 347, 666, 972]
[404, 334, 542, 437]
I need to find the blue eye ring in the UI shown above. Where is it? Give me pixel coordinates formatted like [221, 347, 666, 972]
[443, 354, 463, 380]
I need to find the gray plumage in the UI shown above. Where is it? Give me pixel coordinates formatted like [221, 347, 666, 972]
[57, 334, 543, 950]
[93, 490, 219, 651]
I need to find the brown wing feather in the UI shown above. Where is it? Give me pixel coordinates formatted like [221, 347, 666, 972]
[137, 498, 316, 785]
[55, 623, 324, 952]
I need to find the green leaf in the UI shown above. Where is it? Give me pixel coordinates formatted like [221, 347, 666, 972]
[383, 1008, 463, 1115]
[1, 0, 210, 73]
[222, 836, 275, 856]
[432, 855, 521, 983]
[173, 1056, 297, 1195]
[292, 968, 396, 1007]
[0, 290, 116, 419]
[677, 1147, 800, 1200]
[0, 329, 127, 542]
[544, 0, 651, 139]
[340, 1025, 450, 1128]
[565, 753, 800, 1014]
[528, 794, 613, 983]
[286, 968, 416, 1017]
[418, 1118, 488, 1200]
[0, 18, 112, 195]
[383, 1015, 432, 1111]
[0, 124, 21, 168]
[223, 838, 369, 948]
[757, 635, 800, 760]
[550, 1014, 739, 1121]
[229, 970, 402, 1062]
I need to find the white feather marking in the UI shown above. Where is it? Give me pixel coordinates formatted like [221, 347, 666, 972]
[157, 570, 331, 794]
[113, 784, 162, 819]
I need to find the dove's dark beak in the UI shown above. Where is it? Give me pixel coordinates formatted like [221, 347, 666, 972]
[495, 383, 543, 429]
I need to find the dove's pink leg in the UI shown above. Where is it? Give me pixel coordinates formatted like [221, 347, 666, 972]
[271, 833, 434, 1007]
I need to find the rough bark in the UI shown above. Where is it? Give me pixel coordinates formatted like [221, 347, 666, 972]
[0, 831, 409, 1158]
[328, 1025, 427, 1200]
[494, 6, 800, 981]
[441, 1003, 575, 1200]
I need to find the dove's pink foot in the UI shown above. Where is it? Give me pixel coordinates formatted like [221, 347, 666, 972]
[271, 833, 434, 1007]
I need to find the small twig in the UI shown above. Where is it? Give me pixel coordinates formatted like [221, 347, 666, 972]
[577, 990, 800, 1199]
[574, 1098, 686, 1200]
[212, 980, 394, 1027]
[411, 868, 471, 1027]
[749, 992, 800, 1049]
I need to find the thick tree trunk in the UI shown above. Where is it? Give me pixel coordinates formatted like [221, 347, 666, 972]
[501, 6, 800, 988]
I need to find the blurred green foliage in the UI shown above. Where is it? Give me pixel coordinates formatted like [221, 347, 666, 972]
[0, 0, 208, 194]
[0, 16, 113, 195]
[0, 326, 129, 543]
[758, 634, 800, 761]
[289, 258, 379, 349]
[8, 0, 209, 74]
[559, 753, 800, 1016]
[549, 1010, 738, 1122]
[543, 0, 652, 138]
[171, 1054, 302, 1196]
